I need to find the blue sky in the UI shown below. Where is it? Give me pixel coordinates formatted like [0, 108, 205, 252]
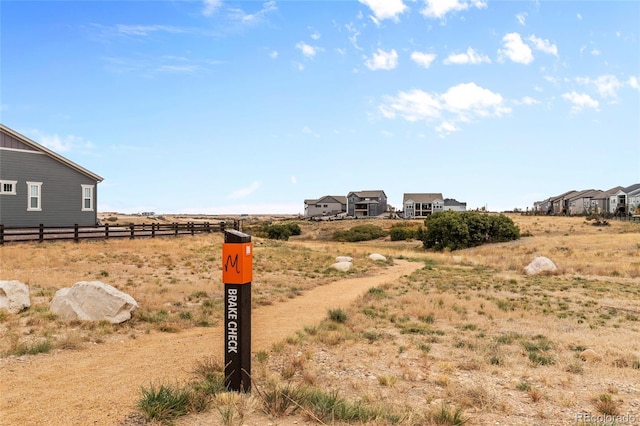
[2, 0, 639, 214]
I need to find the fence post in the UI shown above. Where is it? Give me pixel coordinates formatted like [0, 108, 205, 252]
[38, 224, 44, 242]
[105, 223, 109, 239]
[174, 222, 178, 236]
[74, 224, 79, 242]
[220, 221, 225, 233]
[190, 222, 195, 236]
[130, 224, 135, 239]
[151, 223, 156, 238]
[222, 230, 252, 392]
[0, 224, 4, 245]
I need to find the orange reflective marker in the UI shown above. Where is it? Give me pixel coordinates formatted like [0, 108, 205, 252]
[222, 240, 252, 284]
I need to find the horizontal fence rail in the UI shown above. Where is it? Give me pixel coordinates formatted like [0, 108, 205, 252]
[0, 221, 242, 245]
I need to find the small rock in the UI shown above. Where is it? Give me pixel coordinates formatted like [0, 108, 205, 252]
[368, 253, 386, 261]
[335, 256, 353, 263]
[579, 348, 602, 361]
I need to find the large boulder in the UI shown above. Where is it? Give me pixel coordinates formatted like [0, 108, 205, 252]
[336, 256, 353, 263]
[331, 261, 352, 272]
[50, 281, 138, 324]
[368, 253, 387, 261]
[524, 257, 557, 276]
[0, 280, 31, 314]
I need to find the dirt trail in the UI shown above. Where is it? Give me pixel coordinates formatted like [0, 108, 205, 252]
[0, 260, 421, 426]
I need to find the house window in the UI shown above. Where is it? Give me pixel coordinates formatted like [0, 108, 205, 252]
[0, 180, 17, 195]
[82, 185, 94, 211]
[26, 182, 42, 211]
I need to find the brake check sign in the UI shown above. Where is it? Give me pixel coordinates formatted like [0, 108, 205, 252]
[222, 230, 252, 392]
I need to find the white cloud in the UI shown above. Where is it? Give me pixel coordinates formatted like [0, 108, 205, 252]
[302, 126, 320, 138]
[421, 0, 487, 19]
[519, 96, 541, 105]
[443, 47, 491, 65]
[202, 0, 222, 17]
[528, 35, 558, 57]
[562, 91, 599, 113]
[629, 76, 640, 91]
[365, 48, 399, 70]
[410, 51, 437, 68]
[296, 42, 318, 59]
[227, 0, 276, 24]
[576, 75, 623, 98]
[591, 48, 601, 56]
[441, 82, 511, 118]
[498, 32, 534, 64]
[358, 0, 408, 22]
[516, 12, 527, 25]
[29, 131, 94, 153]
[379, 82, 510, 136]
[379, 89, 441, 121]
[228, 181, 262, 199]
[291, 176, 297, 184]
[577, 13, 582, 20]
[269, 50, 278, 59]
[115, 24, 184, 37]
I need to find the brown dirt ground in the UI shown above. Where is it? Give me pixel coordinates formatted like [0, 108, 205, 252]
[0, 260, 421, 426]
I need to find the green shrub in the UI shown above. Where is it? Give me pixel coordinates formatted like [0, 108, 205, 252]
[421, 211, 520, 251]
[138, 383, 192, 422]
[389, 226, 418, 241]
[332, 225, 387, 242]
[266, 224, 292, 240]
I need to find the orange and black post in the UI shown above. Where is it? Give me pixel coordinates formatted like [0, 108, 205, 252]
[222, 229, 252, 392]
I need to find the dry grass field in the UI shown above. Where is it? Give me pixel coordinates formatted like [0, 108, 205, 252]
[1, 213, 639, 425]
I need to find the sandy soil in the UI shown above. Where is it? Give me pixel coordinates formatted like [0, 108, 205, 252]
[0, 260, 421, 426]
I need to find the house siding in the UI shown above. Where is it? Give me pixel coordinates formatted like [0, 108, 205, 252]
[0, 149, 99, 227]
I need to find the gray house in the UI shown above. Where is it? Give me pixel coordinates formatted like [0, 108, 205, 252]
[403, 193, 444, 218]
[0, 124, 103, 227]
[304, 195, 347, 217]
[443, 198, 467, 212]
[346, 190, 387, 217]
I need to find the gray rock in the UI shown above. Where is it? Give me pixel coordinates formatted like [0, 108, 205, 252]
[50, 281, 138, 323]
[0, 280, 31, 314]
[524, 256, 557, 275]
[335, 256, 353, 263]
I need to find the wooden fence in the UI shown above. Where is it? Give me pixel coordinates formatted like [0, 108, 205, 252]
[0, 221, 242, 245]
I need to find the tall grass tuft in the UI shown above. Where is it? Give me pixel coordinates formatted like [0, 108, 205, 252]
[138, 383, 192, 422]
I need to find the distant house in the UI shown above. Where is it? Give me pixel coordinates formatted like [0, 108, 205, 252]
[304, 195, 347, 217]
[346, 190, 387, 217]
[566, 189, 598, 215]
[403, 193, 444, 219]
[549, 190, 577, 215]
[591, 186, 622, 214]
[443, 198, 467, 212]
[0, 124, 103, 227]
[629, 187, 640, 215]
[610, 183, 640, 214]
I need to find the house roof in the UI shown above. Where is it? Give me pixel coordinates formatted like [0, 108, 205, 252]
[567, 189, 599, 201]
[549, 190, 577, 202]
[622, 183, 640, 194]
[1, 123, 104, 182]
[444, 198, 466, 206]
[403, 193, 444, 203]
[348, 190, 386, 199]
[592, 186, 623, 199]
[304, 195, 347, 205]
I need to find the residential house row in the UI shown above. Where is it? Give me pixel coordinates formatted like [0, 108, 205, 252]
[304, 191, 467, 219]
[533, 184, 640, 216]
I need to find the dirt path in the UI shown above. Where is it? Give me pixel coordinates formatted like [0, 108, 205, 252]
[0, 260, 421, 426]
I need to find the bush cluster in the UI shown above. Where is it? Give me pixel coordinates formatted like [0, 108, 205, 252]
[421, 211, 520, 251]
[332, 224, 387, 242]
[259, 222, 302, 240]
[389, 225, 424, 241]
